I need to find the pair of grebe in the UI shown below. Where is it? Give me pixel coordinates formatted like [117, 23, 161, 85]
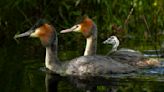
[14, 17, 159, 76]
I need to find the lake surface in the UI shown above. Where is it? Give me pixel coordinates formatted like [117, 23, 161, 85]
[1, 46, 164, 92]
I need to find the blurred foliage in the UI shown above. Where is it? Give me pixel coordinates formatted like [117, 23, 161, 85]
[0, 0, 164, 56]
[1, 1, 164, 91]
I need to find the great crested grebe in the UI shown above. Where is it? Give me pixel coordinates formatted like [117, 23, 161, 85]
[60, 16, 97, 56]
[60, 17, 160, 68]
[14, 19, 137, 76]
[103, 36, 160, 68]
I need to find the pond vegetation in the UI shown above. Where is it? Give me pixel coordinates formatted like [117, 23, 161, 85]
[0, 0, 164, 92]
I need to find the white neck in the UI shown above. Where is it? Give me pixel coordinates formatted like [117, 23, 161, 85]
[107, 45, 117, 54]
[84, 35, 97, 56]
[45, 44, 61, 73]
[112, 44, 118, 51]
[111, 46, 117, 53]
[111, 37, 119, 52]
[84, 23, 97, 56]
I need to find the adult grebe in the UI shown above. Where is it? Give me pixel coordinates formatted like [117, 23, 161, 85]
[103, 36, 160, 68]
[60, 17, 160, 68]
[14, 19, 137, 76]
[61, 16, 97, 56]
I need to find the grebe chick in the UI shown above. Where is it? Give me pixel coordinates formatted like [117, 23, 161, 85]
[103, 36, 160, 68]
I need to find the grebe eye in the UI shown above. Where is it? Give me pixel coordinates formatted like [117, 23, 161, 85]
[110, 36, 114, 39]
[75, 25, 79, 28]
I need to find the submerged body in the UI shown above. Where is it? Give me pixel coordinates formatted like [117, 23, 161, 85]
[14, 19, 137, 76]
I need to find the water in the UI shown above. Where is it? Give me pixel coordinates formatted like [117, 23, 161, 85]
[45, 72, 164, 92]
[1, 46, 164, 92]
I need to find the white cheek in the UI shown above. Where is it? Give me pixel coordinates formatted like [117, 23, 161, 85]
[73, 25, 81, 32]
[30, 29, 40, 37]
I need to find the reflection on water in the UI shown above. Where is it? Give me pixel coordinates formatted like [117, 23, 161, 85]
[1, 46, 164, 92]
[45, 71, 164, 92]
[1, 58, 164, 92]
[45, 73, 59, 92]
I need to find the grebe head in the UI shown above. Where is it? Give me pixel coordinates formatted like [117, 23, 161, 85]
[60, 16, 96, 38]
[103, 36, 119, 45]
[103, 36, 120, 51]
[14, 19, 56, 46]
